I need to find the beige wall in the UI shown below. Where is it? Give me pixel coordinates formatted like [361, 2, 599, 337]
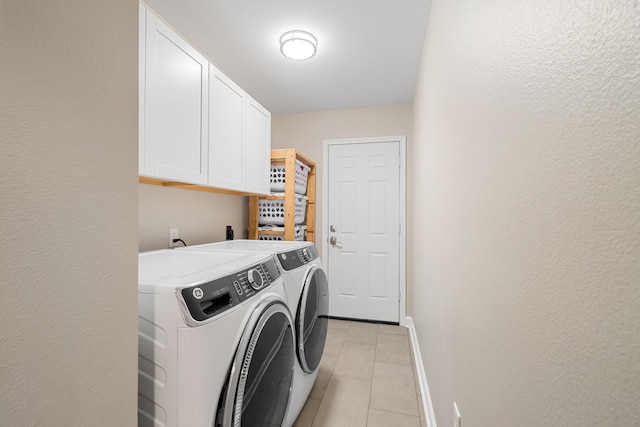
[0, 1, 138, 426]
[272, 104, 413, 257]
[411, 0, 640, 425]
[138, 184, 248, 251]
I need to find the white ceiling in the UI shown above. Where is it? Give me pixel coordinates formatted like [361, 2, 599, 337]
[144, 0, 431, 115]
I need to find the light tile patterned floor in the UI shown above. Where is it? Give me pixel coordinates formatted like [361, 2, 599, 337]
[293, 319, 427, 427]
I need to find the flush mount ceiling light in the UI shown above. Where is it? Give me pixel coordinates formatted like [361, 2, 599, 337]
[280, 30, 317, 61]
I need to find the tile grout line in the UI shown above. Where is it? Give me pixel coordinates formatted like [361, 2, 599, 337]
[365, 325, 378, 427]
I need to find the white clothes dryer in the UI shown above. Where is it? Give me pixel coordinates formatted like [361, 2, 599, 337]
[180, 240, 329, 426]
[138, 249, 295, 427]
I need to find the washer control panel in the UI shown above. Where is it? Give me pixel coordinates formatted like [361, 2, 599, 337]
[277, 244, 319, 271]
[180, 257, 281, 323]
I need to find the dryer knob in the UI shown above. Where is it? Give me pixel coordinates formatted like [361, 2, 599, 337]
[247, 268, 264, 290]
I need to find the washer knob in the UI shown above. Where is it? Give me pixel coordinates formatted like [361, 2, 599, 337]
[247, 268, 264, 290]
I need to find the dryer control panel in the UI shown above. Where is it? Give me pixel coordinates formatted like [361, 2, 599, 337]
[277, 244, 319, 271]
[179, 258, 281, 323]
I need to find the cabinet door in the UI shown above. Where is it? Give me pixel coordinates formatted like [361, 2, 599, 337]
[143, 10, 208, 184]
[245, 96, 271, 195]
[208, 65, 244, 191]
[139, 4, 146, 174]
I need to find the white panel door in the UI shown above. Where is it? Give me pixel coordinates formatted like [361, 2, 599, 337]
[327, 141, 400, 322]
[244, 96, 271, 195]
[143, 10, 208, 184]
[209, 66, 244, 191]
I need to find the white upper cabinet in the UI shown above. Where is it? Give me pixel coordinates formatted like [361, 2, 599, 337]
[209, 65, 244, 191]
[139, 6, 209, 184]
[139, 5, 270, 194]
[209, 65, 271, 194]
[244, 96, 271, 194]
[139, 4, 146, 175]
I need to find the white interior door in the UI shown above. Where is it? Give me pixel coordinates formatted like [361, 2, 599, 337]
[326, 140, 401, 322]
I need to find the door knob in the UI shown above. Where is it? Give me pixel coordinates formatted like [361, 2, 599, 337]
[330, 225, 337, 232]
[329, 236, 342, 247]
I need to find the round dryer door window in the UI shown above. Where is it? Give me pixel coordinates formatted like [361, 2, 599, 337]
[218, 299, 295, 427]
[297, 266, 329, 373]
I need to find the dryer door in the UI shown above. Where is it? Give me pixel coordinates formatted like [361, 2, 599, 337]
[297, 266, 330, 373]
[218, 297, 295, 427]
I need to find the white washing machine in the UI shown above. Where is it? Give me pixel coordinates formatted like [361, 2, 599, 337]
[138, 249, 295, 427]
[180, 240, 329, 426]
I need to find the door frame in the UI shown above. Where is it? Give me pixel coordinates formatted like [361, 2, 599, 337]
[322, 136, 407, 326]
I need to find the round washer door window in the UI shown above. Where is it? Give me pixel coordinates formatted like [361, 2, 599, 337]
[218, 299, 295, 427]
[297, 267, 329, 373]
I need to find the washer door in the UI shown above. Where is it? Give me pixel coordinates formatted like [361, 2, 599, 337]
[218, 297, 295, 427]
[297, 266, 330, 373]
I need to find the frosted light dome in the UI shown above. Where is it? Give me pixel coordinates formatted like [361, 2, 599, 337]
[280, 30, 317, 61]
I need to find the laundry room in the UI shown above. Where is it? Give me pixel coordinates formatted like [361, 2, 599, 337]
[3, 1, 639, 427]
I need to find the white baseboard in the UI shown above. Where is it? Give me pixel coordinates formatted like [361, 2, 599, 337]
[405, 316, 437, 427]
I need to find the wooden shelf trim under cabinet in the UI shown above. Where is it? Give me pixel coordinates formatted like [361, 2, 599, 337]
[139, 176, 260, 196]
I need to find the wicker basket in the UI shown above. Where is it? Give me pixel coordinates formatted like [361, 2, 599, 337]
[269, 160, 310, 195]
[258, 225, 307, 241]
[257, 194, 307, 225]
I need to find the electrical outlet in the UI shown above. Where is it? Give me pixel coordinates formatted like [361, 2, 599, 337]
[453, 402, 461, 427]
[169, 228, 179, 248]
